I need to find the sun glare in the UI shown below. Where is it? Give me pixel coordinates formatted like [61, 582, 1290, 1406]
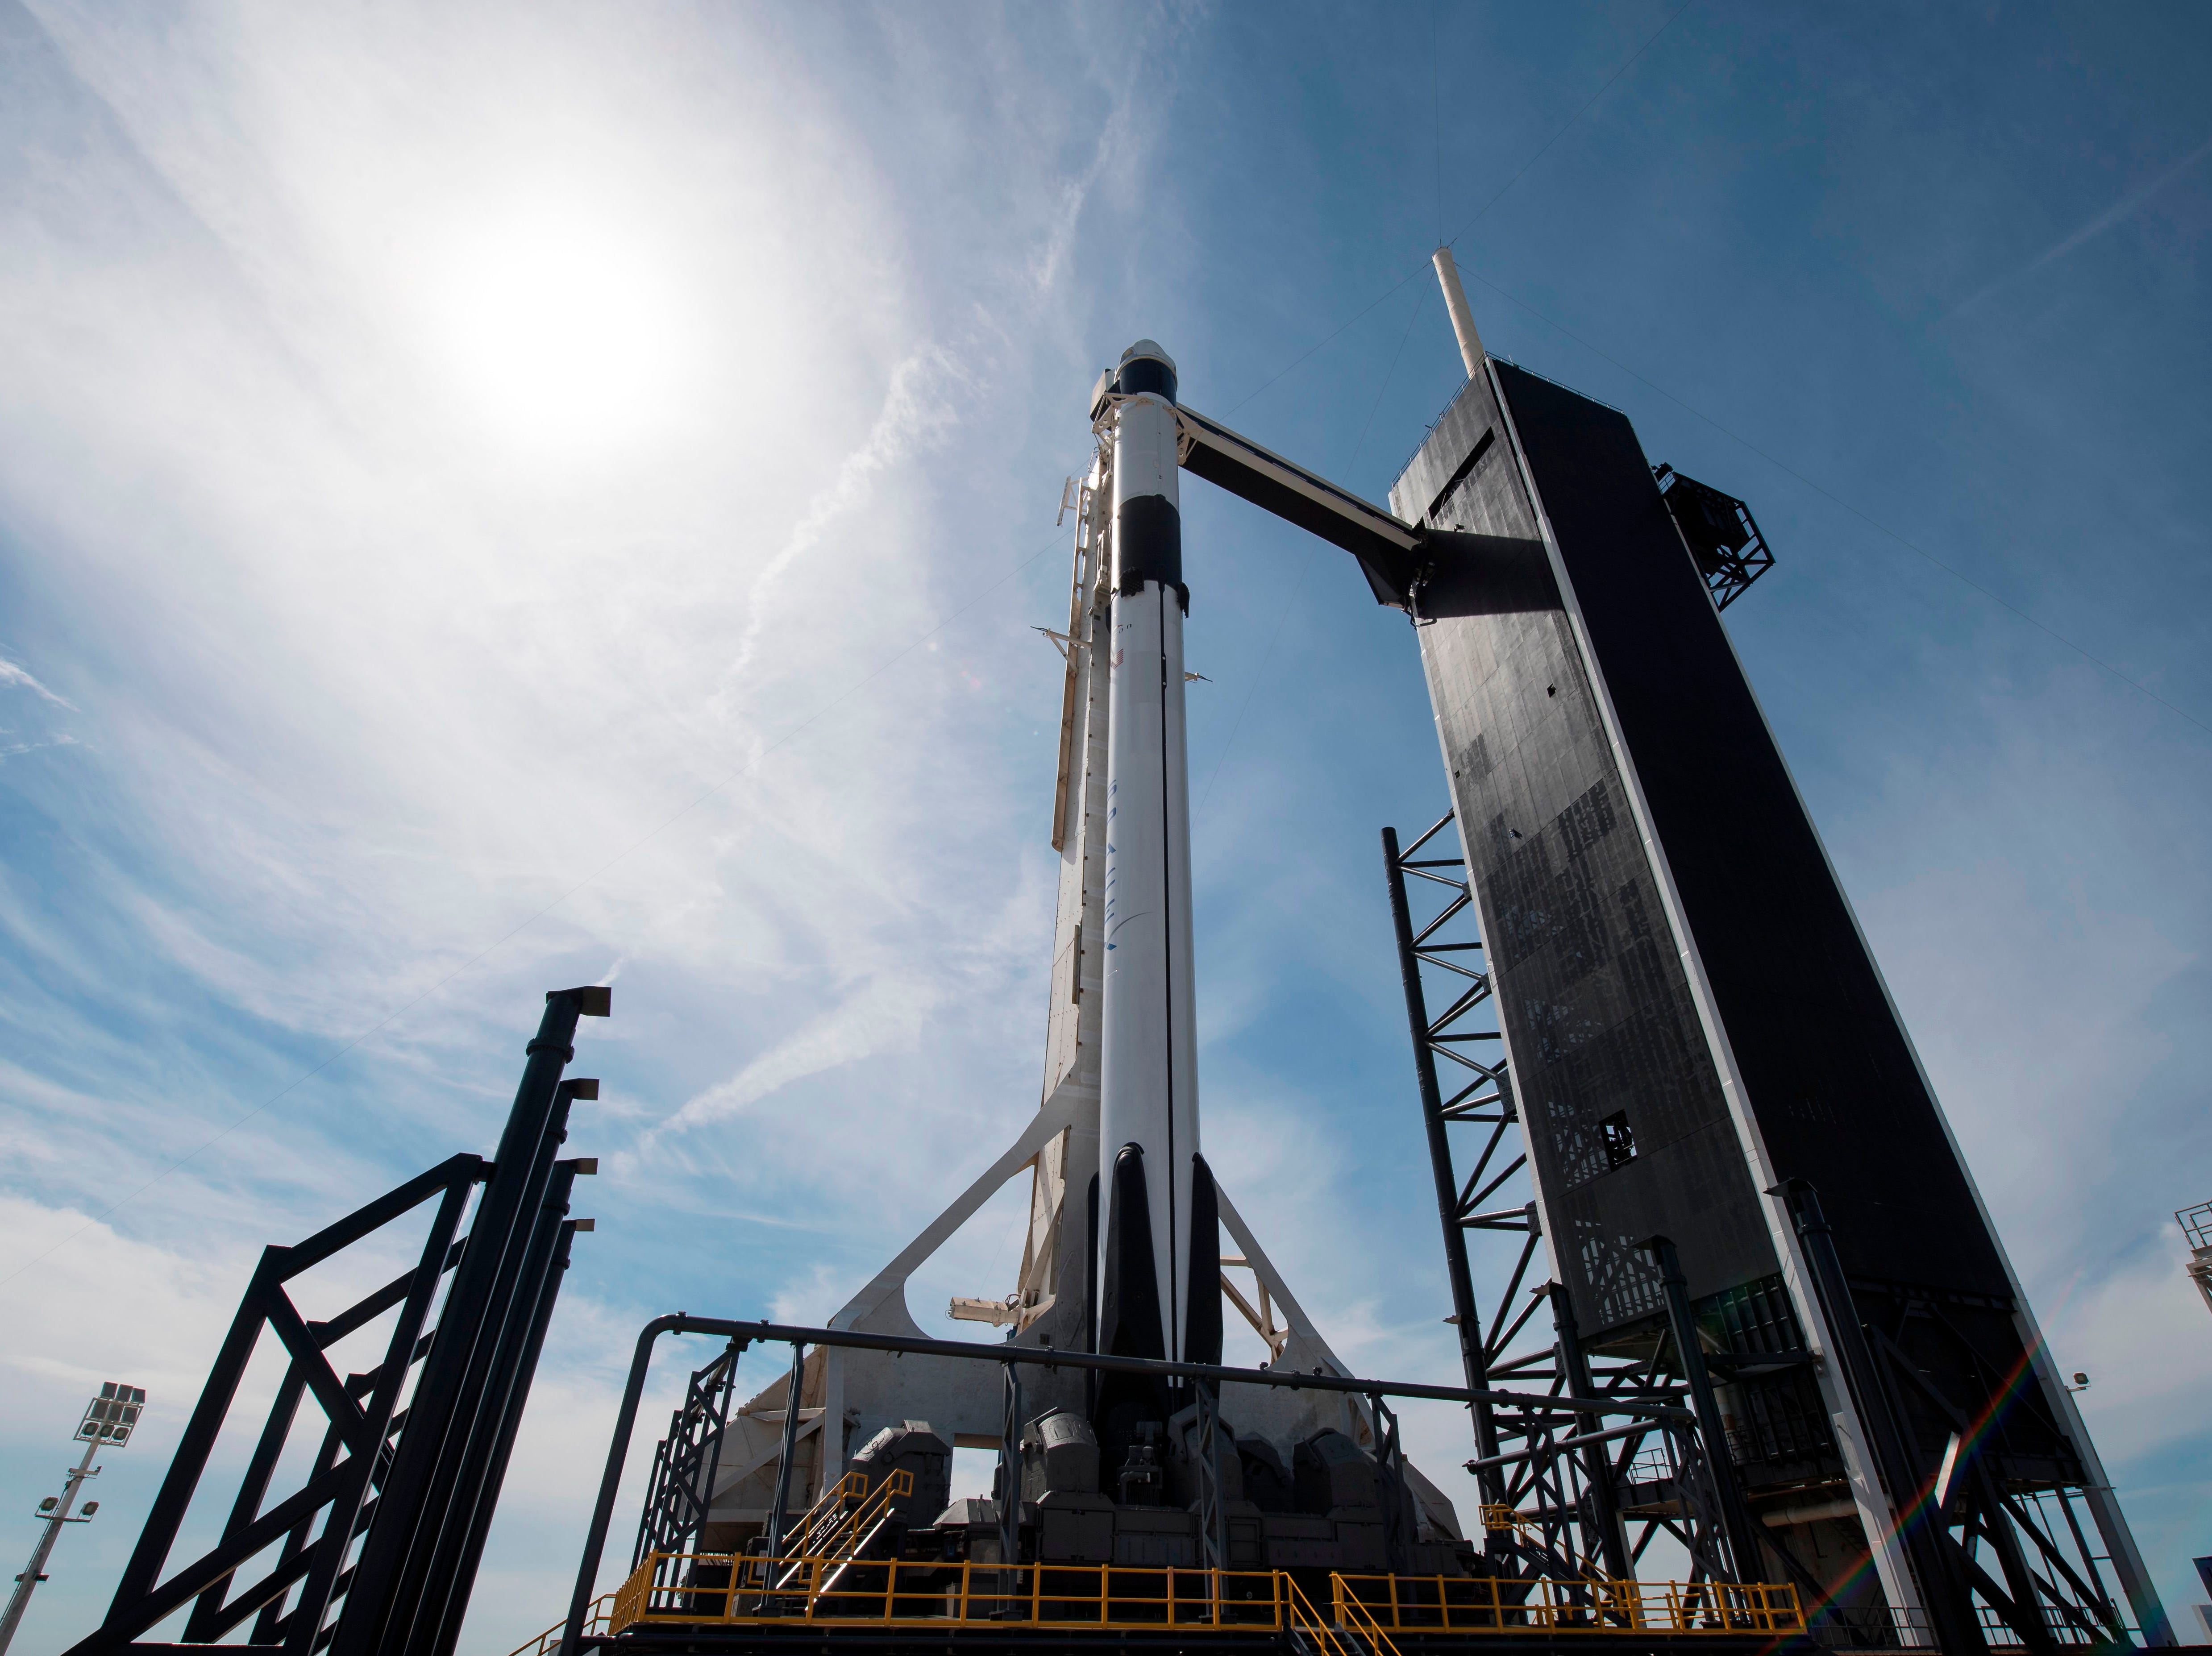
[418, 207, 693, 452]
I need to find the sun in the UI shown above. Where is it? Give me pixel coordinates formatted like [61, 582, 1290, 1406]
[415, 203, 694, 452]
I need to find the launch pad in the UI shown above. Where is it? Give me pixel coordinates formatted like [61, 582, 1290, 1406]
[549, 1315, 1800, 1656]
[60, 253, 2176, 1656]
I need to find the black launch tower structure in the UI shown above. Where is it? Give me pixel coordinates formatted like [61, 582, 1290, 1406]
[1378, 355, 2168, 1651]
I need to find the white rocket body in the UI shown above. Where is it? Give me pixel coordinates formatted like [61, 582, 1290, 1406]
[1098, 346, 1204, 1363]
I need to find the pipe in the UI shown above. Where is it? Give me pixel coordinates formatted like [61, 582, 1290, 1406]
[343, 987, 607, 1656]
[557, 1320, 665, 1656]
[1432, 246, 1485, 378]
[1761, 1496, 1861, 1528]
[641, 1316, 1691, 1415]
[1551, 1284, 1631, 1580]
[1646, 1235, 1766, 1585]
[555, 1310, 1697, 1652]
[1464, 1418, 1675, 1474]
[1784, 1180, 1988, 1656]
[764, 1341, 806, 1558]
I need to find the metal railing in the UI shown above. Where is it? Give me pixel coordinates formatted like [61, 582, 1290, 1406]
[614, 1553, 1287, 1631]
[745, 1467, 914, 1594]
[1977, 1601, 2115, 1648]
[1330, 1573, 1803, 1637]
[1328, 1578, 1408, 1655]
[1802, 1600, 2133, 1653]
[1285, 1576, 1370, 1656]
[605, 1550, 1801, 1639]
[557, 1311, 1699, 1654]
[2176, 1199, 2212, 1251]
[506, 1593, 611, 1656]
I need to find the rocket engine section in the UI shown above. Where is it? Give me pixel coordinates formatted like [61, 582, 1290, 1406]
[852, 1407, 1466, 1578]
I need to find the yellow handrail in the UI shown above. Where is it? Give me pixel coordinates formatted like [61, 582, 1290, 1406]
[1331, 1574, 1406, 1656]
[1285, 1576, 1360, 1656]
[503, 1591, 612, 1656]
[606, 1552, 1803, 1638]
[786, 1467, 912, 1557]
[1327, 1572, 1804, 1636]
[808, 1469, 912, 1554]
[1282, 1576, 1332, 1653]
[740, 1466, 917, 1597]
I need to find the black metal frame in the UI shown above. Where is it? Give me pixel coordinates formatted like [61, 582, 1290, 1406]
[1651, 466, 1773, 611]
[998, 1365, 1024, 1573]
[1381, 815, 2136, 1652]
[1788, 1184, 2132, 1655]
[1381, 814, 1752, 1596]
[632, 1343, 743, 1570]
[66, 986, 607, 1656]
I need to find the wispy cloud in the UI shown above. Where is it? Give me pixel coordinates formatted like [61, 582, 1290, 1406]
[0, 655, 75, 709]
[635, 975, 941, 1153]
[716, 341, 969, 709]
[1952, 132, 2212, 315]
[0, 5, 1173, 1644]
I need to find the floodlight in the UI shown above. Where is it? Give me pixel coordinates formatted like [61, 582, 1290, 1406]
[77, 1382, 146, 1446]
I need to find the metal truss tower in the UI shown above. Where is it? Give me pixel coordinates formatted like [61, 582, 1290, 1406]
[1383, 812, 1753, 1598]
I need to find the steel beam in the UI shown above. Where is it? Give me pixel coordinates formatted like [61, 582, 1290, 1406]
[336, 986, 607, 1656]
[1381, 822, 1501, 1496]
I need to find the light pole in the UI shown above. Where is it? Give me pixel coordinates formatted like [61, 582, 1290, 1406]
[0, 1382, 146, 1655]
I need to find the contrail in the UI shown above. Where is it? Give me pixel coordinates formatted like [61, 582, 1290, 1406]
[1954, 131, 2212, 316]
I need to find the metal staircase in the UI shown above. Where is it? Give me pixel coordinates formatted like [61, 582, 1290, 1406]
[1285, 1575, 1405, 1656]
[741, 1468, 915, 1607]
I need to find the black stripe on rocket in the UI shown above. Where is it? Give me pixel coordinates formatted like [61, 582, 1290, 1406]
[1184, 1152, 1222, 1367]
[1093, 1144, 1169, 1460]
[1112, 350, 1188, 612]
[1091, 1143, 1224, 1453]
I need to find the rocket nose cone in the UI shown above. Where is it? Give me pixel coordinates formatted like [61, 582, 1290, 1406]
[1120, 339, 1176, 374]
[1116, 340, 1177, 403]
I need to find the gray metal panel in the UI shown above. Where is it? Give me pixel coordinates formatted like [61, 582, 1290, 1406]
[1485, 361, 2010, 1304]
[1393, 373, 1778, 1340]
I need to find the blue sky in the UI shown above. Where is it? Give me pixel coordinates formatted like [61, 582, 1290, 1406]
[2, 3, 2208, 1650]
